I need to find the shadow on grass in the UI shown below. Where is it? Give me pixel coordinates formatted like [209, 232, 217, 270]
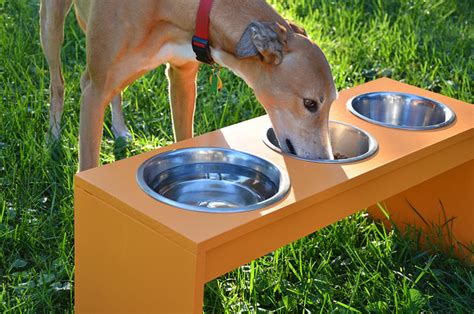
[45, 139, 68, 186]
[112, 136, 131, 162]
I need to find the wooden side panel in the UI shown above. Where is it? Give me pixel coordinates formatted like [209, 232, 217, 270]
[368, 160, 474, 261]
[75, 187, 204, 313]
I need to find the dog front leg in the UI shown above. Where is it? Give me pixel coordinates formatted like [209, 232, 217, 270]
[166, 62, 200, 142]
[79, 73, 110, 171]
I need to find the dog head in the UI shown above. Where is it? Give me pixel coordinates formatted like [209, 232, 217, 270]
[221, 21, 337, 160]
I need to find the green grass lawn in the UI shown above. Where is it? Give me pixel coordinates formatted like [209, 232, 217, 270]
[1, 0, 473, 312]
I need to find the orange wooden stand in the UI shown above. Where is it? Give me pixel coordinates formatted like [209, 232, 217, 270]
[74, 78, 473, 313]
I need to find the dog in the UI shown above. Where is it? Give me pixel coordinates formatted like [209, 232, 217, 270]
[40, 0, 337, 171]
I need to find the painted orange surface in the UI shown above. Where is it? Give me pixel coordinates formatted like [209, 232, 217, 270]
[75, 188, 205, 313]
[368, 160, 473, 262]
[75, 78, 474, 312]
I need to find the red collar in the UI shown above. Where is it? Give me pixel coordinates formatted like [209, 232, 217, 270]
[192, 0, 214, 64]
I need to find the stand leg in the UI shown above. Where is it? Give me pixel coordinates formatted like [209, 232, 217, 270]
[75, 188, 204, 313]
[368, 160, 473, 262]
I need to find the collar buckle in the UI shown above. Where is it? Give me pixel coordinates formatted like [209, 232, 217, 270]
[192, 36, 214, 65]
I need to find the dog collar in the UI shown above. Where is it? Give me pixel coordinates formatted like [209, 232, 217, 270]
[192, 0, 214, 64]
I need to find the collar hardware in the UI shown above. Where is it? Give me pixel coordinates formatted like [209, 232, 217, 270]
[192, 36, 213, 64]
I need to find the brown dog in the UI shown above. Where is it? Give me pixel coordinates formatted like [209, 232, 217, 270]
[40, 0, 337, 171]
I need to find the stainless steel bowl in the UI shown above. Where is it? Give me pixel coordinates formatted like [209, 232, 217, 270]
[263, 121, 378, 163]
[136, 148, 290, 213]
[347, 92, 456, 130]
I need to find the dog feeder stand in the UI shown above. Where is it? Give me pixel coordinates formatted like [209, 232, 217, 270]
[74, 78, 473, 312]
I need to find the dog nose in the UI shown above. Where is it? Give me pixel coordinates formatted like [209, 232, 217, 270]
[285, 139, 296, 155]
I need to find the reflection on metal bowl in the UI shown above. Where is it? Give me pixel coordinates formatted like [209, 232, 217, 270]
[347, 92, 456, 130]
[136, 147, 290, 213]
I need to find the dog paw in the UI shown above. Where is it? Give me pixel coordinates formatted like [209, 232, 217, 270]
[111, 127, 132, 142]
[45, 128, 61, 146]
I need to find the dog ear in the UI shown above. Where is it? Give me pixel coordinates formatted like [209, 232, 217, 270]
[286, 20, 307, 37]
[236, 21, 287, 65]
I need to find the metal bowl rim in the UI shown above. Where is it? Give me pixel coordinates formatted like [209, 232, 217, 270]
[262, 120, 379, 164]
[136, 147, 291, 213]
[346, 91, 456, 131]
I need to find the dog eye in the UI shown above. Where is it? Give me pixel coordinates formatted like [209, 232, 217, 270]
[303, 98, 319, 113]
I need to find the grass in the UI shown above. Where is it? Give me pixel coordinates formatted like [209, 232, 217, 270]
[0, 0, 473, 312]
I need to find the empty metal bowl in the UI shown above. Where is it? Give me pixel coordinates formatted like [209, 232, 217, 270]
[347, 92, 456, 130]
[136, 147, 290, 213]
[263, 121, 378, 163]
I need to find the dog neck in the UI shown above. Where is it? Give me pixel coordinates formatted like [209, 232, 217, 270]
[164, 0, 291, 84]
